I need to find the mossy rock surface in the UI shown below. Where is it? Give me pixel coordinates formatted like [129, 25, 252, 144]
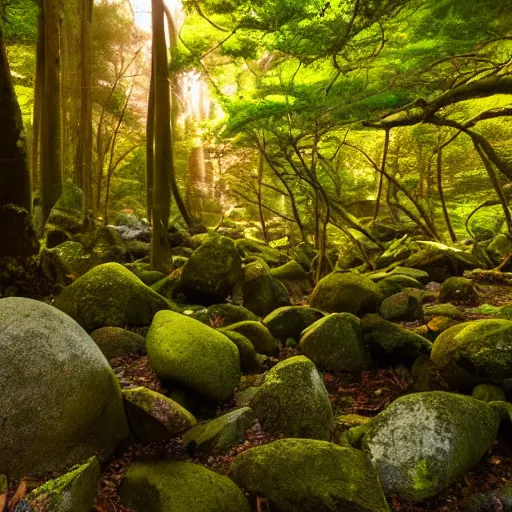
[250, 356, 334, 439]
[361, 314, 432, 364]
[411, 355, 447, 392]
[486, 234, 512, 265]
[82, 226, 128, 265]
[403, 242, 482, 282]
[147, 310, 240, 402]
[423, 303, 464, 320]
[472, 384, 506, 403]
[378, 275, 424, 298]
[136, 270, 166, 286]
[235, 238, 284, 266]
[229, 438, 390, 512]
[221, 321, 279, 356]
[431, 319, 512, 389]
[191, 303, 259, 327]
[299, 313, 370, 372]
[26, 456, 100, 512]
[388, 267, 430, 284]
[54, 262, 172, 331]
[242, 261, 291, 316]
[45, 183, 85, 236]
[270, 260, 310, 281]
[151, 275, 179, 301]
[90, 327, 145, 360]
[123, 387, 196, 442]
[221, 330, 261, 374]
[310, 271, 383, 316]
[263, 306, 325, 342]
[120, 460, 250, 512]
[439, 277, 475, 303]
[379, 291, 424, 321]
[182, 407, 253, 455]
[362, 391, 500, 501]
[0, 298, 128, 478]
[175, 235, 242, 305]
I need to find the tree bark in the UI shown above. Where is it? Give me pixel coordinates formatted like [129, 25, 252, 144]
[0, 24, 31, 211]
[146, 63, 155, 223]
[40, 0, 63, 224]
[150, 0, 173, 272]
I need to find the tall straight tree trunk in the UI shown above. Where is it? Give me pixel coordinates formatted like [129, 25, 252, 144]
[40, 0, 62, 224]
[146, 65, 155, 223]
[163, 4, 193, 227]
[76, 0, 93, 210]
[150, 0, 173, 272]
[257, 153, 268, 242]
[31, 9, 45, 193]
[0, 24, 31, 211]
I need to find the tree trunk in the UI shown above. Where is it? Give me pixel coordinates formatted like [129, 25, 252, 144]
[40, 0, 62, 224]
[0, 24, 31, 211]
[146, 64, 155, 223]
[150, 0, 173, 272]
[257, 153, 268, 242]
[76, 0, 93, 210]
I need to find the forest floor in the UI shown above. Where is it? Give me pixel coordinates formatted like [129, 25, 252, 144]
[7, 280, 512, 512]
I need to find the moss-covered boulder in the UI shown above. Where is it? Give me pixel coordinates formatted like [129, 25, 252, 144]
[378, 275, 424, 298]
[431, 319, 512, 389]
[472, 383, 506, 403]
[123, 387, 196, 442]
[439, 277, 475, 303]
[54, 263, 172, 331]
[90, 327, 145, 361]
[387, 267, 430, 284]
[379, 291, 423, 321]
[403, 242, 482, 282]
[40, 241, 92, 284]
[362, 392, 500, 501]
[0, 298, 128, 478]
[220, 330, 261, 374]
[82, 226, 128, 265]
[310, 271, 383, 316]
[190, 303, 259, 327]
[151, 275, 179, 301]
[361, 314, 432, 364]
[221, 321, 280, 356]
[147, 310, 240, 402]
[182, 407, 253, 455]
[486, 233, 512, 265]
[235, 238, 284, 266]
[26, 456, 100, 512]
[270, 260, 310, 281]
[229, 438, 390, 512]
[411, 355, 447, 392]
[299, 313, 370, 372]
[242, 261, 291, 316]
[135, 270, 166, 286]
[174, 235, 242, 305]
[125, 239, 150, 260]
[120, 461, 250, 512]
[250, 356, 334, 439]
[263, 306, 325, 342]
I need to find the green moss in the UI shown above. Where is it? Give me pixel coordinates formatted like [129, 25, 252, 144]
[431, 319, 512, 389]
[27, 456, 100, 512]
[54, 263, 173, 331]
[123, 387, 196, 442]
[147, 310, 241, 402]
[228, 438, 390, 512]
[235, 238, 284, 266]
[472, 384, 506, 403]
[263, 306, 325, 341]
[439, 277, 475, 303]
[90, 327, 145, 361]
[250, 356, 334, 439]
[270, 260, 310, 281]
[221, 321, 280, 355]
[378, 275, 424, 298]
[182, 407, 253, 455]
[379, 291, 423, 321]
[361, 314, 432, 364]
[120, 460, 250, 512]
[362, 391, 500, 501]
[221, 330, 261, 374]
[310, 271, 383, 316]
[175, 234, 242, 305]
[299, 313, 370, 372]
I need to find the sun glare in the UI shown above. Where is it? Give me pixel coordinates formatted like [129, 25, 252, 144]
[132, 0, 183, 32]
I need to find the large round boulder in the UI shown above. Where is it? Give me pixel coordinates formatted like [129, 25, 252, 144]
[0, 297, 128, 478]
[146, 310, 240, 402]
[120, 460, 250, 512]
[362, 391, 500, 501]
[250, 356, 334, 439]
[54, 262, 171, 331]
[430, 319, 512, 389]
[299, 313, 371, 372]
[229, 438, 390, 512]
[310, 271, 383, 316]
[263, 306, 325, 342]
[174, 235, 242, 305]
